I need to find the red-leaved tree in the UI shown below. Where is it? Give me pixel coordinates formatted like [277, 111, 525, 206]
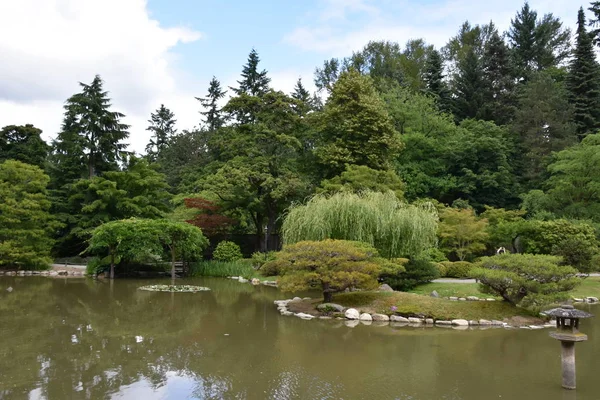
[184, 197, 235, 236]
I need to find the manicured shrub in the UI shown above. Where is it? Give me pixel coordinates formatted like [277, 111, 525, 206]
[434, 262, 448, 277]
[552, 237, 597, 273]
[440, 261, 474, 278]
[250, 251, 277, 270]
[518, 219, 597, 255]
[380, 258, 439, 291]
[213, 241, 243, 262]
[266, 239, 399, 302]
[472, 254, 581, 308]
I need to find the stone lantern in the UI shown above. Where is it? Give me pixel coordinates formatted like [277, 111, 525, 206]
[544, 305, 593, 390]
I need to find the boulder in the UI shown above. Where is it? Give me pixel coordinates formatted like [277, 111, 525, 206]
[458, 298, 466, 301]
[378, 284, 394, 292]
[408, 317, 423, 324]
[25, 271, 33, 276]
[49, 271, 59, 276]
[479, 319, 492, 325]
[451, 319, 469, 326]
[57, 270, 68, 276]
[468, 320, 480, 326]
[430, 290, 440, 298]
[359, 313, 373, 321]
[467, 296, 479, 301]
[449, 297, 458, 301]
[319, 316, 332, 320]
[302, 297, 311, 300]
[295, 313, 314, 320]
[230, 276, 239, 280]
[435, 320, 452, 326]
[486, 298, 496, 302]
[491, 320, 504, 326]
[371, 313, 390, 322]
[238, 277, 248, 283]
[572, 298, 584, 302]
[292, 297, 302, 302]
[251, 278, 261, 285]
[317, 303, 345, 312]
[281, 311, 294, 316]
[344, 308, 360, 320]
[390, 315, 409, 323]
[6, 287, 13, 293]
[0, 271, 4, 275]
[586, 297, 599, 303]
[425, 318, 434, 324]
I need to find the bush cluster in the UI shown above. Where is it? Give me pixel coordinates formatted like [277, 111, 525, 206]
[213, 241, 243, 262]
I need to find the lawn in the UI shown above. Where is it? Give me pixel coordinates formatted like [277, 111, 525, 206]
[569, 277, 600, 298]
[332, 291, 535, 321]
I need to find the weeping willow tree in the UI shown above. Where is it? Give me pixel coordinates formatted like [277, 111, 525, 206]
[281, 191, 438, 259]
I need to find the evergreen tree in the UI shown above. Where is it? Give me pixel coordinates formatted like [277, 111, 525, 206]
[291, 78, 313, 116]
[507, 2, 571, 81]
[567, 7, 600, 139]
[197, 76, 227, 131]
[480, 31, 516, 125]
[231, 49, 271, 97]
[0, 124, 49, 168]
[145, 104, 176, 162]
[590, 2, 600, 46]
[452, 46, 485, 121]
[423, 49, 451, 112]
[51, 75, 129, 180]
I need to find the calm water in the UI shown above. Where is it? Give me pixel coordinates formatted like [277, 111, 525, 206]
[0, 277, 598, 400]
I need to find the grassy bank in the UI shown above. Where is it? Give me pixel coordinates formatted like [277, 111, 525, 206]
[190, 260, 280, 281]
[569, 277, 600, 298]
[332, 291, 535, 321]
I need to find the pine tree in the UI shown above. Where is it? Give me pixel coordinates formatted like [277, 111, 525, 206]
[567, 7, 600, 139]
[423, 49, 451, 112]
[590, 2, 600, 46]
[480, 31, 516, 125]
[145, 104, 177, 161]
[231, 49, 271, 97]
[0, 124, 49, 168]
[292, 78, 313, 116]
[197, 76, 227, 131]
[51, 75, 129, 180]
[452, 46, 485, 121]
[508, 2, 571, 81]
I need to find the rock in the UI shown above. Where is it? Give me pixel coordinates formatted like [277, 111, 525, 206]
[292, 297, 302, 302]
[230, 276, 239, 280]
[25, 271, 33, 276]
[41, 271, 49, 276]
[529, 325, 544, 330]
[274, 300, 289, 306]
[408, 317, 423, 324]
[251, 278, 260, 285]
[0, 271, 4, 275]
[491, 320, 504, 326]
[277, 307, 287, 312]
[467, 296, 479, 301]
[32, 271, 40, 275]
[359, 313, 373, 321]
[435, 320, 452, 326]
[295, 313, 314, 320]
[390, 315, 409, 323]
[586, 297, 599, 303]
[17, 271, 25, 276]
[469, 320, 480, 326]
[58, 270, 68, 276]
[344, 308, 360, 320]
[238, 277, 248, 283]
[430, 290, 440, 298]
[319, 316, 332, 320]
[49, 271, 58, 276]
[479, 319, 492, 325]
[458, 298, 466, 301]
[479, 298, 486, 301]
[451, 319, 469, 326]
[345, 320, 360, 328]
[303, 297, 311, 300]
[486, 298, 496, 302]
[317, 303, 345, 312]
[378, 283, 394, 292]
[425, 318, 434, 324]
[281, 311, 294, 316]
[371, 313, 390, 322]
[449, 296, 458, 301]
[6, 287, 13, 293]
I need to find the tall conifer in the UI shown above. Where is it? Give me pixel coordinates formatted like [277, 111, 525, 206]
[145, 104, 177, 161]
[197, 77, 227, 131]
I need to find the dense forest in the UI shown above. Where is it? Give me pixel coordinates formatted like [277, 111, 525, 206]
[3, 2, 600, 272]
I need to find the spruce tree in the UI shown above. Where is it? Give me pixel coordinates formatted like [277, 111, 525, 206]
[292, 78, 313, 116]
[51, 75, 129, 180]
[145, 104, 177, 161]
[231, 49, 271, 96]
[567, 7, 600, 139]
[423, 49, 451, 113]
[452, 46, 485, 121]
[480, 31, 516, 125]
[197, 76, 227, 131]
[590, 2, 600, 46]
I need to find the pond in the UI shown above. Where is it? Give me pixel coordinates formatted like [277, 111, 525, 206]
[0, 277, 598, 400]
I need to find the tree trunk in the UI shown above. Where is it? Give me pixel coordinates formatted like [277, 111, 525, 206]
[322, 282, 333, 303]
[88, 149, 95, 179]
[266, 208, 277, 252]
[171, 246, 176, 282]
[109, 250, 115, 280]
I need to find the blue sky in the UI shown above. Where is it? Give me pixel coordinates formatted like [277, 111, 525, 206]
[0, 0, 582, 152]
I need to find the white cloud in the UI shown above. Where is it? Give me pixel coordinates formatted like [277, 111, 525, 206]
[284, 0, 580, 56]
[0, 0, 202, 153]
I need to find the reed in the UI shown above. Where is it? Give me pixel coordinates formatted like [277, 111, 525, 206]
[281, 191, 438, 258]
[190, 260, 254, 278]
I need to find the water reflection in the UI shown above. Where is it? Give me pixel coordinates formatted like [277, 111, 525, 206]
[0, 277, 598, 400]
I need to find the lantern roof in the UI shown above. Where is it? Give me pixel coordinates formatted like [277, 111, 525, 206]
[544, 305, 593, 319]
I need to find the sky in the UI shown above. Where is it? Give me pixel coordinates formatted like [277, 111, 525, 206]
[0, 0, 582, 153]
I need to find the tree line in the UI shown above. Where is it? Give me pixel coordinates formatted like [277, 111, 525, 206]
[2, 2, 600, 269]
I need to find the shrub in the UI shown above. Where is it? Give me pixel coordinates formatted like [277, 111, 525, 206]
[213, 241, 243, 262]
[380, 258, 439, 291]
[438, 208, 488, 261]
[440, 261, 474, 278]
[552, 237, 597, 273]
[434, 262, 448, 277]
[251, 251, 277, 270]
[266, 239, 398, 302]
[472, 254, 581, 308]
[86, 257, 109, 276]
[591, 254, 600, 272]
[518, 219, 597, 255]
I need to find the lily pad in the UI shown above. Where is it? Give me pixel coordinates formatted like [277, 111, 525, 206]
[138, 285, 211, 293]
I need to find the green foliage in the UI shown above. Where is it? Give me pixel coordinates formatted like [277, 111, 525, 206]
[190, 260, 254, 278]
[440, 261, 474, 278]
[481, 206, 526, 251]
[380, 258, 439, 291]
[197, 76, 227, 131]
[314, 69, 402, 179]
[232, 49, 271, 98]
[472, 254, 580, 307]
[281, 191, 438, 259]
[251, 251, 277, 270]
[0, 160, 55, 270]
[145, 104, 177, 162]
[213, 241, 243, 262]
[438, 208, 488, 261]
[434, 262, 448, 278]
[518, 219, 597, 255]
[552, 237, 598, 273]
[318, 165, 404, 199]
[0, 124, 49, 169]
[267, 239, 391, 302]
